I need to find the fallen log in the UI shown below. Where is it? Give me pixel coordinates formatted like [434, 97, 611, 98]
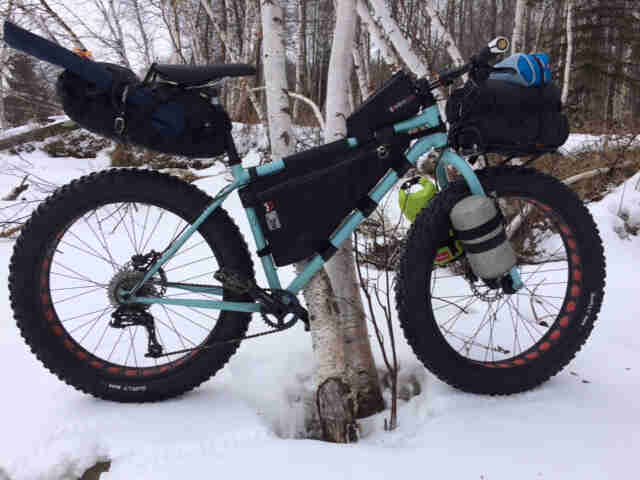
[0, 120, 79, 152]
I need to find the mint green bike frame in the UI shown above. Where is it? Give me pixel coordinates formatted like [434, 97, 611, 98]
[124, 104, 521, 313]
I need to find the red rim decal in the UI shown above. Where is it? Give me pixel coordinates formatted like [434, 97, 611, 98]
[472, 207, 582, 368]
[39, 244, 203, 378]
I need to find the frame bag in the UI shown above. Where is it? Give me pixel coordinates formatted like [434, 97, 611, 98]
[56, 63, 231, 157]
[240, 70, 424, 266]
[446, 79, 569, 155]
[240, 138, 408, 267]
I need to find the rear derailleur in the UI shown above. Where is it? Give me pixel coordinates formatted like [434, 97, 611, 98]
[110, 307, 164, 358]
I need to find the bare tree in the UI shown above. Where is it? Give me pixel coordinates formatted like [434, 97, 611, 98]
[324, 0, 385, 422]
[0, 0, 17, 130]
[292, 0, 307, 120]
[511, 0, 526, 54]
[561, 0, 574, 105]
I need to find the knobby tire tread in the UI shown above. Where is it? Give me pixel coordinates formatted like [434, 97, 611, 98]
[9, 169, 255, 402]
[395, 167, 606, 395]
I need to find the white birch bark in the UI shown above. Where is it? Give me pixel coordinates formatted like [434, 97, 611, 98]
[365, 0, 447, 117]
[260, 0, 293, 158]
[352, 39, 371, 100]
[424, 4, 465, 68]
[355, 0, 399, 69]
[561, 0, 574, 105]
[512, 0, 526, 54]
[251, 87, 325, 130]
[259, 0, 357, 440]
[367, 0, 428, 77]
[293, 0, 307, 120]
[324, 0, 384, 419]
[299, 266, 345, 388]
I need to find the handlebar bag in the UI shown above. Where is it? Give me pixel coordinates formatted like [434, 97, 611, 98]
[446, 79, 569, 155]
[239, 138, 409, 266]
[56, 63, 231, 157]
[490, 53, 552, 87]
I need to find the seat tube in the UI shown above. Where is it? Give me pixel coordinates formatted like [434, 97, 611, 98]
[225, 130, 242, 166]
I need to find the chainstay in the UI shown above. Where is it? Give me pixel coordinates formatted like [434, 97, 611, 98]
[153, 323, 295, 358]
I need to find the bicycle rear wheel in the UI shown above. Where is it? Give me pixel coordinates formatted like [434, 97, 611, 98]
[396, 167, 606, 394]
[9, 169, 254, 401]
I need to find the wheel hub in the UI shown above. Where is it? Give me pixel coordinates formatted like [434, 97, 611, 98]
[107, 260, 166, 307]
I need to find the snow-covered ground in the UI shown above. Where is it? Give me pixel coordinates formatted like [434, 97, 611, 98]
[1, 132, 639, 480]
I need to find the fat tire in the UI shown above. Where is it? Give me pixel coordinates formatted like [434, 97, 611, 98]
[9, 169, 254, 402]
[396, 167, 606, 395]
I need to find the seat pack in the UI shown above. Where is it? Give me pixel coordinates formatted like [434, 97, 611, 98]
[57, 63, 234, 158]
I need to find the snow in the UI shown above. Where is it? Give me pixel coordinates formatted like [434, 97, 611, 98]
[1, 132, 639, 480]
[560, 133, 640, 155]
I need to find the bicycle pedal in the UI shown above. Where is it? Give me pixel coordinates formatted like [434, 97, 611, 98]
[214, 269, 255, 295]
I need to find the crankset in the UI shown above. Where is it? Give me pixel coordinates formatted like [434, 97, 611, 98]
[214, 269, 310, 331]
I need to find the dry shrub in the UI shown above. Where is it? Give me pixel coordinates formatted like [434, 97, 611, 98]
[532, 145, 640, 202]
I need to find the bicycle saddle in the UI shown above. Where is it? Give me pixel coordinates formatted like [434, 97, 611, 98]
[151, 63, 256, 86]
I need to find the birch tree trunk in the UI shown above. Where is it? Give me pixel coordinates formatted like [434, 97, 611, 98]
[511, 0, 526, 54]
[365, 0, 452, 117]
[367, 0, 429, 77]
[260, 0, 357, 442]
[261, 0, 292, 157]
[297, 264, 357, 443]
[561, 0, 574, 105]
[293, 0, 307, 121]
[352, 38, 371, 100]
[324, 0, 384, 420]
[355, 0, 399, 69]
[424, 3, 465, 68]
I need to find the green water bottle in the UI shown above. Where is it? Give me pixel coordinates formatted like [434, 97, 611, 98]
[398, 177, 463, 266]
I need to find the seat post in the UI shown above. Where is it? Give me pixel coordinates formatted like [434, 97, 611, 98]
[225, 130, 242, 166]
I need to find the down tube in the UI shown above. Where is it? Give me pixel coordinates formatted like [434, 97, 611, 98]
[286, 135, 445, 295]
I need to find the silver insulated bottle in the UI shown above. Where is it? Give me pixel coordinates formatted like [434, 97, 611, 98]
[450, 195, 516, 280]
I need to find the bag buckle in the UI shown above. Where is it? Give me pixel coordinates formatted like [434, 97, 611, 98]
[114, 117, 126, 135]
[377, 144, 390, 159]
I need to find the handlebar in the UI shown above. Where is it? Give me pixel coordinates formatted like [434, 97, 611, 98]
[418, 36, 511, 92]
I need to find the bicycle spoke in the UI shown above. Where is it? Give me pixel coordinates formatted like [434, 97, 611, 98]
[54, 286, 105, 305]
[141, 208, 166, 253]
[61, 307, 114, 323]
[45, 197, 223, 371]
[430, 194, 571, 363]
[79, 308, 111, 344]
[164, 256, 216, 274]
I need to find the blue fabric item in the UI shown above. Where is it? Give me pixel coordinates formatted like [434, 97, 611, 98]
[491, 53, 552, 87]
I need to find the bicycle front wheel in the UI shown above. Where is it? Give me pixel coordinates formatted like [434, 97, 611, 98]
[396, 167, 606, 395]
[9, 169, 254, 401]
